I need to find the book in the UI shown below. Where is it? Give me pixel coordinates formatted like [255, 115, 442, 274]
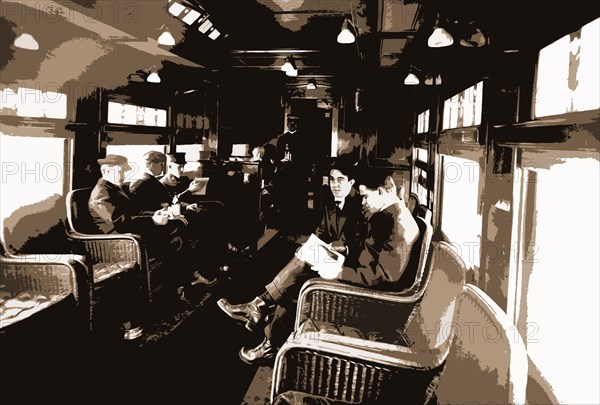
[295, 233, 345, 268]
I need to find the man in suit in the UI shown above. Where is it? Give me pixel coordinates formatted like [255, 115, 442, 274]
[274, 116, 313, 230]
[220, 167, 420, 364]
[88, 154, 214, 300]
[128, 150, 170, 215]
[128, 151, 220, 286]
[217, 158, 365, 364]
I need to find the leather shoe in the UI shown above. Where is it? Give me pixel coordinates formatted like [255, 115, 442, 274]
[239, 338, 275, 365]
[217, 298, 263, 332]
[190, 272, 218, 287]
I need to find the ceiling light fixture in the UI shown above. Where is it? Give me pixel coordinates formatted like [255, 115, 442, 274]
[460, 27, 487, 48]
[306, 79, 317, 90]
[404, 69, 420, 85]
[147, 71, 161, 83]
[281, 56, 296, 73]
[428, 15, 453, 48]
[286, 67, 298, 77]
[157, 26, 176, 46]
[13, 33, 39, 50]
[337, 18, 355, 44]
[424, 74, 442, 85]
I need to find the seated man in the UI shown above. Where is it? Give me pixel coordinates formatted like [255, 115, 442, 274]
[88, 154, 210, 302]
[217, 158, 372, 364]
[160, 152, 232, 276]
[128, 150, 218, 286]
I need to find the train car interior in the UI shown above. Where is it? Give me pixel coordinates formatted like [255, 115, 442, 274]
[1, 0, 599, 404]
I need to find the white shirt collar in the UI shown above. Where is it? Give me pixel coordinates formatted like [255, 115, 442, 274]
[334, 198, 345, 210]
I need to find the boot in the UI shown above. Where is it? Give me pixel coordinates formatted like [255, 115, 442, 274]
[239, 338, 275, 365]
[217, 297, 265, 331]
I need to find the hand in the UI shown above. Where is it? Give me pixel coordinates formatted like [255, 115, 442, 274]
[329, 241, 347, 254]
[152, 208, 169, 226]
[186, 203, 198, 212]
[187, 181, 204, 194]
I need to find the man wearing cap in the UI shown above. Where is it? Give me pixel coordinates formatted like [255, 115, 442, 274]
[89, 154, 215, 304]
[89, 154, 184, 250]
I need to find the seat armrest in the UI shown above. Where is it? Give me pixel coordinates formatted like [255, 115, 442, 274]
[65, 232, 144, 265]
[295, 278, 428, 332]
[0, 254, 89, 302]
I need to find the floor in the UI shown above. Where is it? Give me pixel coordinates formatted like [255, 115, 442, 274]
[4, 214, 318, 405]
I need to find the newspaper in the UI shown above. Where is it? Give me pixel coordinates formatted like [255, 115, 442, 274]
[295, 233, 345, 268]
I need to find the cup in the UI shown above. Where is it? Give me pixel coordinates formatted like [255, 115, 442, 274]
[170, 204, 181, 217]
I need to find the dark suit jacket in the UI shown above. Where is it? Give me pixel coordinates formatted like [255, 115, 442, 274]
[339, 199, 419, 289]
[315, 187, 364, 266]
[129, 172, 170, 215]
[89, 179, 137, 234]
[88, 178, 184, 257]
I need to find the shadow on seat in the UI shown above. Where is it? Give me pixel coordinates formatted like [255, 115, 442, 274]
[294, 216, 433, 340]
[434, 284, 528, 404]
[270, 241, 467, 404]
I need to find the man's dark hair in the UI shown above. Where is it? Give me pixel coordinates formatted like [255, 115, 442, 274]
[329, 156, 358, 181]
[357, 167, 395, 190]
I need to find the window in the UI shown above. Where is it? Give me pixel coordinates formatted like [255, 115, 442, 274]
[439, 154, 482, 270]
[411, 147, 429, 205]
[107, 101, 167, 127]
[442, 81, 483, 130]
[533, 18, 599, 118]
[105, 145, 167, 183]
[417, 109, 430, 133]
[0, 87, 67, 119]
[0, 133, 69, 250]
[515, 153, 599, 404]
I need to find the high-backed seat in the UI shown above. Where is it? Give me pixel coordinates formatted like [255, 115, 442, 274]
[294, 216, 433, 341]
[407, 192, 419, 216]
[434, 284, 528, 404]
[0, 242, 89, 344]
[66, 187, 157, 337]
[271, 241, 467, 404]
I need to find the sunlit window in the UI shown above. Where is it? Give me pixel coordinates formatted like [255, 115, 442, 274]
[107, 101, 167, 127]
[0, 133, 68, 248]
[105, 145, 167, 183]
[439, 154, 482, 270]
[417, 109, 430, 133]
[442, 81, 483, 130]
[533, 18, 599, 118]
[0, 87, 67, 119]
[411, 148, 429, 205]
[517, 154, 599, 404]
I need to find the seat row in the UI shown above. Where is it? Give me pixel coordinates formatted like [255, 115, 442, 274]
[268, 209, 529, 404]
[1, 186, 223, 347]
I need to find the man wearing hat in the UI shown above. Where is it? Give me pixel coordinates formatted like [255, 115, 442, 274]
[160, 152, 230, 285]
[129, 150, 170, 215]
[89, 154, 185, 250]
